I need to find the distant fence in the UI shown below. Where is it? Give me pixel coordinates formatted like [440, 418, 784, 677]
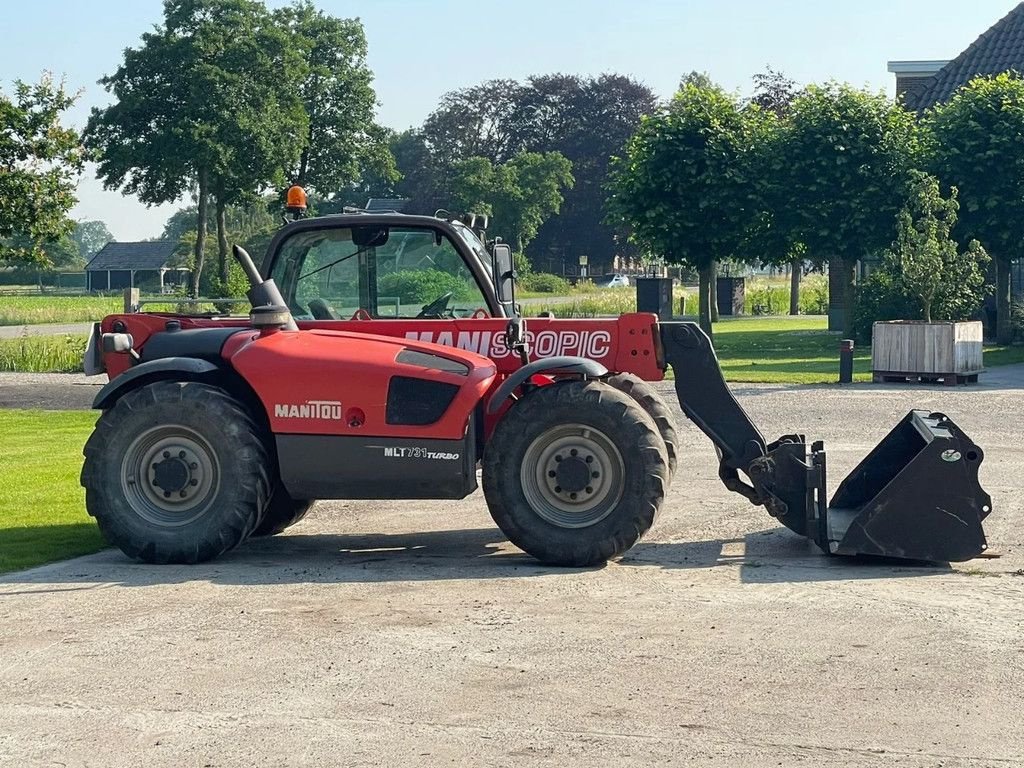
[0, 270, 89, 294]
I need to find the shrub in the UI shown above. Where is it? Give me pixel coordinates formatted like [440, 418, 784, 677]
[0, 335, 87, 372]
[377, 269, 475, 305]
[1011, 300, 1024, 344]
[851, 270, 917, 344]
[520, 272, 569, 294]
[798, 274, 829, 315]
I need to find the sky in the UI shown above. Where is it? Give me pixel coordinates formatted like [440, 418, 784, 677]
[1, 0, 1019, 241]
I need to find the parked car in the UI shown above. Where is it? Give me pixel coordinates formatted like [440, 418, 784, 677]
[596, 274, 630, 288]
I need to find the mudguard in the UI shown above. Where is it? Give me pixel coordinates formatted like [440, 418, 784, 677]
[92, 358, 221, 410]
[486, 356, 608, 414]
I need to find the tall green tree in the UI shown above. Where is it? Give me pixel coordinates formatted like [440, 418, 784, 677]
[274, 1, 394, 199]
[0, 75, 84, 266]
[451, 151, 574, 253]
[772, 83, 917, 334]
[924, 72, 1024, 344]
[87, 0, 307, 297]
[398, 74, 656, 268]
[608, 83, 753, 336]
[72, 221, 114, 263]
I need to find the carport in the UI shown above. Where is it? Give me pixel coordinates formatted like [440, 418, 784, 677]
[85, 241, 186, 293]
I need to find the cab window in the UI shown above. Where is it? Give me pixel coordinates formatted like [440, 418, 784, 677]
[270, 225, 490, 320]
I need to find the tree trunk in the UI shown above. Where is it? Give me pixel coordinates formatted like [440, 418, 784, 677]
[190, 168, 209, 299]
[216, 197, 229, 289]
[709, 260, 719, 322]
[698, 263, 714, 340]
[789, 258, 801, 315]
[827, 255, 855, 335]
[996, 256, 1012, 345]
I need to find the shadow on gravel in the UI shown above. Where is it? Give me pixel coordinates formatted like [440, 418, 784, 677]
[0, 527, 582, 590]
[625, 527, 952, 583]
[0, 524, 954, 591]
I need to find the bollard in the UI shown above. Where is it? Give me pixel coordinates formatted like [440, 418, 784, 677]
[839, 339, 854, 384]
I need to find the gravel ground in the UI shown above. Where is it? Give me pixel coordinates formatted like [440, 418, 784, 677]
[0, 375, 1022, 767]
[0, 372, 106, 410]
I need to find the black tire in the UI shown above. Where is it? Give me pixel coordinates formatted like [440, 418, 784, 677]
[252, 486, 315, 537]
[604, 373, 679, 478]
[482, 380, 668, 567]
[80, 381, 271, 564]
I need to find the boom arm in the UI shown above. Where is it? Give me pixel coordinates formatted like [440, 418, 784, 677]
[658, 321, 991, 562]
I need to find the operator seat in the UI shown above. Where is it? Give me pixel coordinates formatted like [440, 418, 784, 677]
[308, 298, 342, 320]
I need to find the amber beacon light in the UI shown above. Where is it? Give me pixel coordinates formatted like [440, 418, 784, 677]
[285, 185, 307, 218]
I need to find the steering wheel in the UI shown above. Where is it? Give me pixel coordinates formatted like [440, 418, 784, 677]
[416, 291, 454, 318]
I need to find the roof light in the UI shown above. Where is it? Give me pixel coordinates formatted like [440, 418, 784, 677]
[285, 185, 307, 218]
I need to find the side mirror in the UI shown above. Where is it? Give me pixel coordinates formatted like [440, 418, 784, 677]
[492, 242, 515, 306]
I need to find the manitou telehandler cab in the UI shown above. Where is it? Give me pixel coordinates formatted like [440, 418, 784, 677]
[80, 189, 992, 567]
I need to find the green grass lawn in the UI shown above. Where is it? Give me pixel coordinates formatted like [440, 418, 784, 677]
[0, 295, 124, 326]
[0, 410, 105, 573]
[712, 315, 1020, 384]
[713, 316, 871, 384]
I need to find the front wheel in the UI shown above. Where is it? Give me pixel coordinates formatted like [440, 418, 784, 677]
[482, 380, 668, 566]
[80, 381, 271, 564]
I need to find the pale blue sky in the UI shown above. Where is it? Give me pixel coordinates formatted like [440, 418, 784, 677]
[1, 0, 1018, 240]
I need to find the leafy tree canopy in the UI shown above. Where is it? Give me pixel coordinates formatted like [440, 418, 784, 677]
[0, 75, 84, 266]
[72, 220, 113, 262]
[275, 1, 394, 196]
[450, 151, 574, 253]
[882, 171, 989, 323]
[924, 71, 1024, 343]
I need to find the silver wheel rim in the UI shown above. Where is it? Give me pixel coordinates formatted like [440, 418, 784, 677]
[120, 425, 221, 527]
[520, 423, 625, 528]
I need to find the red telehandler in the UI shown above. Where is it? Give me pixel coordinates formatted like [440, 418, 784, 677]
[80, 195, 992, 567]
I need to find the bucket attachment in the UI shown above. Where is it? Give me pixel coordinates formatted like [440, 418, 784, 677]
[659, 321, 993, 564]
[818, 410, 991, 562]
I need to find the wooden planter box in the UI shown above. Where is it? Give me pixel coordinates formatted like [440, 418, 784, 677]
[871, 320, 983, 385]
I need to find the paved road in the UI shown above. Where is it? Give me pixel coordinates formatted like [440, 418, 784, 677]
[0, 322, 92, 340]
[0, 379, 1021, 767]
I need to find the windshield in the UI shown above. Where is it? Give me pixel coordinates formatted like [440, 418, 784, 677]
[271, 224, 491, 320]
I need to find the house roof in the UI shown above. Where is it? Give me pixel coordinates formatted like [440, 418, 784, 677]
[911, 2, 1024, 109]
[85, 241, 180, 271]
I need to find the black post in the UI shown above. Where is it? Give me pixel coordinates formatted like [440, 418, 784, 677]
[839, 339, 854, 384]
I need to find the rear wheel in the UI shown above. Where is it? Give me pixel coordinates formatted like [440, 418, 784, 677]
[252, 487, 315, 537]
[605, 373, 679, 479]
[80, 381, 270, 564]
[482, 380, 668, 566]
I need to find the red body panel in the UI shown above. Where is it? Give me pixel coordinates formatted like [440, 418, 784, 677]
[101, 313, 666, 383]
[228, 328, 496, 440]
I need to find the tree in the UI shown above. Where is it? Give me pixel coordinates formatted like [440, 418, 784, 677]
[521, 74, 658, 271]
[274, 1, 394, 199]
[924, 72, 1024, 344]
[884, 172, 989, 322]
[72, 220, 113, 262]
[421, 79, 531, 165]
[0, 75, 84, 266]
[772, 84, 917, 334]
[450, 151, 574, 253]
[749, 67, 799, 117]
[87, 0, 307, 297]
[745, 69, 816, 315]
[395, 74, 657, 268]
[608, 84, 754, 337]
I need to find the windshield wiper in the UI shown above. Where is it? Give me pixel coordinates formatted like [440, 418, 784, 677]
[298, 245, 373, 281]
